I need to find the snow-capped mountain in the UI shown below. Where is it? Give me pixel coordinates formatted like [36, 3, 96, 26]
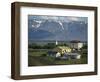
[28, 19, 87, 41]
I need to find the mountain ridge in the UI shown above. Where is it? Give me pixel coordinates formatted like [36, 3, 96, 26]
[28, 20, 87, 41]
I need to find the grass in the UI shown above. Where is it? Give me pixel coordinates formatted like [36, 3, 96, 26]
[28, 49, 87, 66]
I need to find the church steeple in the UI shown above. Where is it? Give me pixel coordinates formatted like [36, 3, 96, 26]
[56, 40, 58, 45]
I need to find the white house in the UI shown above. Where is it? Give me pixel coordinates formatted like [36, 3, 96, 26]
[68, 41, 84, 50]
[70, 43, 83, 49]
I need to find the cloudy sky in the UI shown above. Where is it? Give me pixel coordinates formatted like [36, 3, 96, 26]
[28, 15, 87, 23]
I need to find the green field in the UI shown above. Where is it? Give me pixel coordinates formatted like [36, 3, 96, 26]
[28, 49, 87, 66]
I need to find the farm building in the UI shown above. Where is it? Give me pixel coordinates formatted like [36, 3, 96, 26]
[47, 46, 81, 59]
[68, 40, 84, 50]
[53, 46, 72, 54]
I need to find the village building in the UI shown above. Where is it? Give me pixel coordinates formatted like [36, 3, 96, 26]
[47, 46, 81, 59]
[68, 40, 84, 50]
[53, 46, 72, 54]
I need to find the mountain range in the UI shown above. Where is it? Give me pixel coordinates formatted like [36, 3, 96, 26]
[28, 19, 87, 41]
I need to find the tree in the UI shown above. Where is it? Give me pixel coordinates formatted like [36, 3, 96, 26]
[82, 44, 87, 49]
[81, 44, 87, 54]
[43, 43, 56, 49]
[28, 43, 42, 49]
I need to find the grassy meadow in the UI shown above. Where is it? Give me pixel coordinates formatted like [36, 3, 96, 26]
[28, 48, 87, 66]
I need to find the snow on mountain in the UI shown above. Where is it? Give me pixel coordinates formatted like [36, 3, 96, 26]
[28, 19, 87, 41]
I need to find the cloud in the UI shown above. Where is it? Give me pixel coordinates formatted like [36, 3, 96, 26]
[67, 17, 79, 21]
[40, 16, 59, 21]
[29, 15, 87, 23]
